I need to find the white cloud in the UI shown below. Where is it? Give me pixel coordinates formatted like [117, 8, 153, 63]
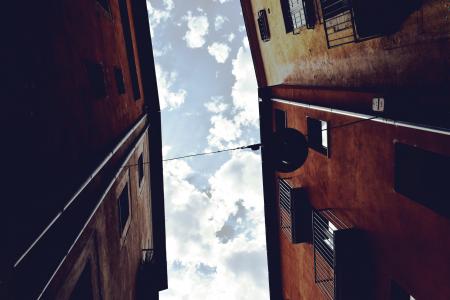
[155, 64, 187, 110]
[238, 25, 246, 32]
[163, 0, 174, 10]
[205, 96, 228, 113]
[153, 43, 173, 57]
[227, 33, 235, 42]
[214, 15, 228, 31]
[207, 42, 231, 63]
[207, 115, 242, 149]
[146, 0, 174, 36]
[213, 0, 233, 3]
[231, 38, 259, 126]
[161, 152, 268, 300]
[183, 10, 210, 48]
[205, 38, 258, 150]
[162, 145, 172, 158]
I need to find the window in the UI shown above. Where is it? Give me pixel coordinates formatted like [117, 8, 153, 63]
[275, 109, 287, 131]
[307, 117, 328, 156]
[114, 67, 125, 95]
[390, 281, 416, 300]
[280, 0, 315, 33]
[319, 0, 397, 48]
[320, 0, 356, 47]
[313, 209, 366, 300]
[119, 0, 141, 100]
[313, 210, 342, 299]
[85, 61, 106, 99]
[257, 9, 270, 42]
[279, 178, 312, 243]
[394, 143, 450, 218]
[96, 0, 110, 13]
[138, 153, 144, 186]
[118, 183, 130, 235]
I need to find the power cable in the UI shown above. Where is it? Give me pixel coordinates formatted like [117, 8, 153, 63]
[158, 115, 379, 162]
[162, 144, 261, 162]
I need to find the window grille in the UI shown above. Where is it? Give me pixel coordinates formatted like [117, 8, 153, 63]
[142, 248, 154, 264]
[281, 0, 315, 33]
[279, 179, 312, 243]
[320, 0, 392, 48]
[290, 0, 307, 32]
[257, 9, 271, 42]
[313, 209, 350, 299]
[320, 0, 356, 48]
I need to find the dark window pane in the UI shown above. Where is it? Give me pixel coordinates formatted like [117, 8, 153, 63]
[85, 62, 106, 99]
[307, 117, 328, 156]
[395, 143, 450, 218]
[118, 0, 140, 100]
[257, 9, 270, 42]
[118, 183, 130, 233]
[114, 67, 125, 95]
[138, 154, 144, 185]
[275, 109, 287, 131]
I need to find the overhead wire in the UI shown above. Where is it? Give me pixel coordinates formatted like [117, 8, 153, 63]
[135, 114, 380, 164]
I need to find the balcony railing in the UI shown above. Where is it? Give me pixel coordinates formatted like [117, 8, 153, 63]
[313, 209, 350, 299]
[320, 0, 356, 48]
[257, 9, 271, 42]
[279, 178, 312, 243]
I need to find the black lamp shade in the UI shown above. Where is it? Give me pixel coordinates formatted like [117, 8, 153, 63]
[272, 128, 308, 173]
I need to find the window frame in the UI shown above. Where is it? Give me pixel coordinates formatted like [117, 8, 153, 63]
[257, 9, 271, 42]
[135, 141, 146, 195]
[280, 0, 316, 34]
[116, 171, 132, 246]
[118, 0, 141, 100]
[114, 67, 126, 95]
[85, 61, 107, 99]
[307, 116, 329, 157]
[274, 109, 287, 132]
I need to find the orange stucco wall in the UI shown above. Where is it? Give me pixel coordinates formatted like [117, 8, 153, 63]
[272, 100, 450, 300]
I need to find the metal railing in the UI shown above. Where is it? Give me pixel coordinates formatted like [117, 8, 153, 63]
[313, 209, 350, 299]
[320, 0, 356, 47]
[289, 0, 307, 33]
[142, 248, 154, 264]
[257, 9, 271, 42]
[279, 178, 294, 241]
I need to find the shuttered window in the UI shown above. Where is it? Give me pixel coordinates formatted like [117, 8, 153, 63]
[279, 179, 312, 243]
[257, 9, 271, 42]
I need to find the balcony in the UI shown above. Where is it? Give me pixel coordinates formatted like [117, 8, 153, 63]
[279, 179, 312, 243]
[313, 209, 370, 299]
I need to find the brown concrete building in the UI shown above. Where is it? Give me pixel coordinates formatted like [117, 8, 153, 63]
[2, 0, 167, 299]
[241, 0, 450, 299]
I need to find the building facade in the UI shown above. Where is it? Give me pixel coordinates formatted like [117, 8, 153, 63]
[241, 0, 450, 299]
[2, 0, 167, 299]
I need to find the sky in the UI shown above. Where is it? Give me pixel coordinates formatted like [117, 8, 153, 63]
[146, 0, 269, 299]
